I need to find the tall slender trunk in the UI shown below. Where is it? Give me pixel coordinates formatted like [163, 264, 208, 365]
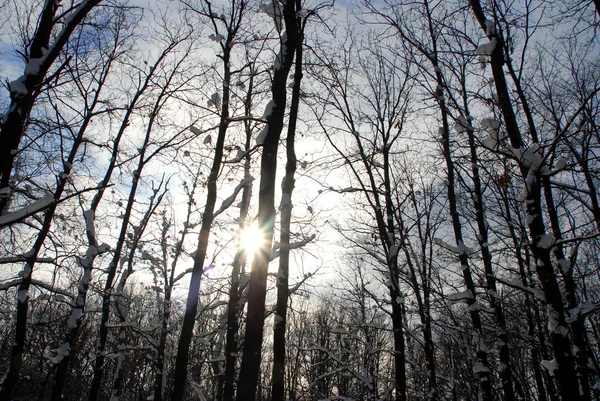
[542, 174, 593, 397]
[422, 8, 493, 395]
[170, 38, 233, 401]
[381, 124, 408, 401]
[110, 187, 166, 400]
[0, 61, 114, 399]
[381, 1, 489, 395]
[507, 30, 596, 397]
[468, 2, 580, 397]
[462, 103, 515, 400]
[154, 176, 201, 401]
[500, 187, 554, 401]
[400, 236, 437, 401]
[46, 47, 135, 400]
[88, 146, 147, 401]
[236, 2, 299, 399]
[270, 18, 303, 400]
[153, 287, 172, 401]
[435, 79, 493, 400]
[89, 57, 185, 399]
[49, 50, 162, 398]
[221, 243, 248, 401]
[221, 67, 255, 401]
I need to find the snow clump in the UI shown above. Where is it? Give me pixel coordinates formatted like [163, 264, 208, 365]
[209, 33, 225, 42]
[476, 38, 497, 56]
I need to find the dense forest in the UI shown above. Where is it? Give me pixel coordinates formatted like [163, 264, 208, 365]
[1, 0, 599, 400]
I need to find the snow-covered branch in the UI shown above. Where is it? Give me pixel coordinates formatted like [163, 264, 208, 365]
[433, 238, 473, 255]
[270, 234, 316, 261]
[0, 194, 54, 228]
[0, 256, 54, 264]
[0, 184, 113, 228]
[213, 177, 254, 218]
[0, 278, 73, 300]
[495, 276, 546, 302]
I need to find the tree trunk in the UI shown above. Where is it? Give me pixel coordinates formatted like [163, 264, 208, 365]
[270, 10, 303, 401]
[170, 39, 233, 401]
[89, 60, 181, 400]
[462, 103, 515, 401]
[468, 2, 580, 397]
[501, 189, 553, 401]
[0, 93, 98, 399]
[436, 82, 493, 401]
[236, 2, 299, 399]
[221, 66, 256, 401]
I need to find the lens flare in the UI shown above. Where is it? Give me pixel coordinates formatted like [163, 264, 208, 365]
[240, 223, 264, 255]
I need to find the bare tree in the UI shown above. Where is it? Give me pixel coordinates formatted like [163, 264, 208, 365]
[236, 1, 300, 400]
[0, 5, 135, 396]
[309, 30, 413, 400]
[171, 1, 251, 399]
[0, 0, 103, 215]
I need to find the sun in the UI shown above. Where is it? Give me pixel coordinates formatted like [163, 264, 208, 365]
[240, 223, 265, 255]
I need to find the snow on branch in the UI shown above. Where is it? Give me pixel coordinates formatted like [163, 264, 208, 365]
[0, 278, 73, 300]
[0, 194, 54, 228]
[541, 359, 558, 375]
[51, 343, 71, 364]
[446, 289, 473, 302]
[227, 115, 267, 123]
[495, 276, 546, 302]
[270, 234, 316, 261]
[0, 278, 22, 291]
[453, 115, 473, 133]
[433, 238, 473, 255]
[327, 186, 365, 194]
[0, 184, 113, 229]
[208, 33, 225, 43]
[537, 234, 555, 249]
[567, 302, 598, 323]
[554, 233, 600, 247]
[213, 177, 254, 218]
[0, 256, 54, 264]
[259, 1, 283, 33]
[476, 38, 497, 55]
[480, 117, 502, 149]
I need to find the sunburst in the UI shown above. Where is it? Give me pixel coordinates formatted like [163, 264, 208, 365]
[240, 223, 265, 255]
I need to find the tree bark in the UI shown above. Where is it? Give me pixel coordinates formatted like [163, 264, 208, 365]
[270, 11, 303, 400]
[462, 102, 515, 401]
[468, 1, 580, 398]
[221, 66, 256, 401]
[170, 36, 234, 401]
[236, 2, 299, 399]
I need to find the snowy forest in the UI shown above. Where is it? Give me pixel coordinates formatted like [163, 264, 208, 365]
[1, 0, 600, 400]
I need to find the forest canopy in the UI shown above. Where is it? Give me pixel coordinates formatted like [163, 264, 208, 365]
[1, 1, 600, 401]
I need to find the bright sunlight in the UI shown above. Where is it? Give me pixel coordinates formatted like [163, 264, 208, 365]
[240, 223, 265, 255]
